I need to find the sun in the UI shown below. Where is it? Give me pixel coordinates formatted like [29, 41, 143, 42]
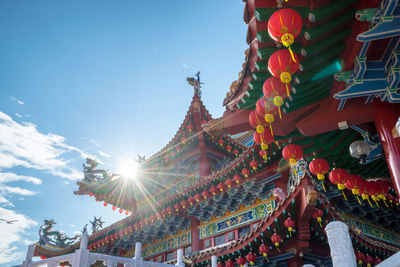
[118, 159, 138, 181]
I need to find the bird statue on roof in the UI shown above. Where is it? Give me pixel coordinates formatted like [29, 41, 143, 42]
[187, 71, 204, 96]
[0, 218, 17, 224]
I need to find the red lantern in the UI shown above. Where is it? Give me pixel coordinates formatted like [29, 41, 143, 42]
[226, 145, 232, 152]
[309, 158, 330, 192]
[225, 260, 235, 267]
[125, 210, 129, 215]
[186, 125, 193, 132]
[344, 174, 363, 204]
[355, 251, 365, 265]
[284, 218, 296, 236]
[40, 256, 46, 260]
[218, 182, 227, 192]
[358, 180, 373, 207]
[161, 209, 167, 217]
[225, 179, 234, 188]
[246, 253, 257, 265]
[259, 149, 268, 161]
[249, 110, 266, 129]
[368, 182, 382, 207]
[312, 208, 323, 227]
[250, 160, 258, 170]
[259, 244, 269, 257]
[187, 197, 195, 206]
[119, 209, 123, 214]
[256, 97, 278, 136]
[236, 256, 246, 267]
[271, 233, 282, 249]
[268, 8, 302, 58]
[364, 255, 373, 267]
[268, 49, 299, 85]
[217, 263, 224, 267]
[210, 186, 218, 195]
[376, 180, 389, 207]
[233, 174, 241, 184]
[328, 168, 349, 200]
[282, 144, 303, 165]
[373, 257, 382, 265]
[89, 192, 94, 197]
[242, 168, 250, 178]
[174, 203, 180, 212]
[181, 200, 187, 209]
[218, 139, 225, 147]
[202, 190, 210, 199]
[194, 193, 202, 202]
[166, 206, 173, 214]
[263, 77, 289, 117]
[253, 131, 273, 147]
[233, 149, 240, 156]
[103, 202, 108, 207]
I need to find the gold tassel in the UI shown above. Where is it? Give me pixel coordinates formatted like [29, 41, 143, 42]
[341, 190, 347, 201]
[286, 83, 290, 97]
[278, 106, 282, 119]
[269, 124, 274, 136]
[321, 181, 326, 192]
[383, 200, 389, 207]
[288, 46, 296, 63]
[356, 195, 362, 205]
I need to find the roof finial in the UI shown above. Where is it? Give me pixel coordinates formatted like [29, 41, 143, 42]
[186, 71, 204, 96]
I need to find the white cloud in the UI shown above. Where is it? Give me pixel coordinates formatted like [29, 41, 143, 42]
[98, 150, 111, 158]
[0, 172, 41, 185]
[0, 111, 96, 180]
[15, 113, 22, 118]
[0, 207, 38, 265]
[182, 63, 188, 68]
[10, 97, 24, 105]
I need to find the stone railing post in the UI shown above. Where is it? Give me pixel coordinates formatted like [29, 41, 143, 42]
[72, 233, 90, 266]
[21, 244, 35, 267]
[176, 249, 184, 267]
[325, 221, 356, 267]
[135, 242, 143, 267]
[211, 255, 217, 267]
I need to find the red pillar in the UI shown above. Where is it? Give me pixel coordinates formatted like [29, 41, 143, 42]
[190, 217, 201, 252]
[373, 101, 400, 198]
[286, 255, 304, 267]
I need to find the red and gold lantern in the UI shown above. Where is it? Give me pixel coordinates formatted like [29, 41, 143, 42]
[225, 179, 234, 188]
[259, 244, 269, 259]
[344, 174, 363, 204]
[226, 145, 232, 152]
[233, 174, 241, 184]
[282, 144, 303, 166]
[312, 208, 323, 227]
[246, 253, 257, 265]
[233, 149, 240, 156]
[225, 260, 235, 267]
[309, 158, 329, 192]
[202, 190, 210, 199]
[236, 256, 246, 267]
[181, 200, 187, 209]
[242, 168, 250, 178]
[329, 168, 348, 200]
[284, 218, 295, 237]
[250, 160, 258, 170]
[271, 233, 282, 251]
[268, 49, 299, 92]
[256, 97, 279, 135]
[218, 182, 227, 192]
[210, 186, 218, 195]
[263, 76, 289, 117]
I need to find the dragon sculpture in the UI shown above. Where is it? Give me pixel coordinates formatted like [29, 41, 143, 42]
[38, 219, 80, 248]
[90, 216, 105, 234]
[83, 158, 116, 182]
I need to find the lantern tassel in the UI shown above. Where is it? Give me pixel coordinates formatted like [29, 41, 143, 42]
[374, 199, 380, 208]
[321, 181, 326, 192]
[278, 106, 282, 119]
[289, 231, 292, 237]
[269, 123, 274, 136]
[276, 247, 280, 252]
[383, 200, 389, 207]
[367, 198, 373, 208]
[319, 222, 322, 228]
[356, 195, 362, 205]
[286, 83, 290, 98]
[265, 256, 270, 263]
[341, 190, 347, 201]
[288, 46, 297, 63]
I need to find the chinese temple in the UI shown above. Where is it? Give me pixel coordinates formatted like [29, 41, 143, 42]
[25, 0, 400, 266]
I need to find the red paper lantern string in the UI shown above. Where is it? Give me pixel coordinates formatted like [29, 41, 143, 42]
[309, 158, 329, 192]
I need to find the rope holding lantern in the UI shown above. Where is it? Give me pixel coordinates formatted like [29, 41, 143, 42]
[268, 8, 303, 63]
[309, 158, 329, 192]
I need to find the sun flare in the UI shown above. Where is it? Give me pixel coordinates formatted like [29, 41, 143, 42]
[118, 159, 138, 181]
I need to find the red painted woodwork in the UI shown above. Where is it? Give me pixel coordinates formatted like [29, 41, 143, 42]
[191, 217, 200, 251]
[373, 101, 400, 198]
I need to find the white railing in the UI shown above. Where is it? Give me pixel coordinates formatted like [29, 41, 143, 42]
[13, 234, 183, 267]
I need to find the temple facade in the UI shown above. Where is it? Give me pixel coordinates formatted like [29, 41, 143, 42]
[18, 0, 400, 266]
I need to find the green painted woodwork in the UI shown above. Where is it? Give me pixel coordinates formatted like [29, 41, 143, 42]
[308, 0, 358, 22]
[248, 80, 264, 91]
[254, 7, 310, 22]
[245, 89, 263, 98]
[255, 61, 268, 72]
[293, 77, 332, 94]
[252, 71, 271, 81]
[257, 43, 302, 60]
[284, 89, 330, 113]
[236, 101, 255, 110]
[301, 28, 351, 57]
[304, 11, 354, 41]
[294, 59, 337, 84]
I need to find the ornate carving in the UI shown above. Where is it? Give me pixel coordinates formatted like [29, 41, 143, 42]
[306, 190, 318, 205]
[83, 158, 115, 182]
[38, 219, 80, 248]
[90, 216, 105, 234]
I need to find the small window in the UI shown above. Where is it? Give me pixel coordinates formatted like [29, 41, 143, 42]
[204, 238, 211, 248]
[184, 245, 192, 255]
[227, 231, 235, 241]
[215, 234, 225, 246]
[166, 251, 174, 261]
[238, 226, 250, 238]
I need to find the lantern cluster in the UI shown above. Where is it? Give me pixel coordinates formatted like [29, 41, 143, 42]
[249, 8, 302, 153]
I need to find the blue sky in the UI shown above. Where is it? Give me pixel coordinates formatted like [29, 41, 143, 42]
[0, 1, 247, 266]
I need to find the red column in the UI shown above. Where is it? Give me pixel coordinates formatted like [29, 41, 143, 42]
[286, 255, 304, 267]
[190, 217, 201, 252]
[373, 101, 400, 198]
